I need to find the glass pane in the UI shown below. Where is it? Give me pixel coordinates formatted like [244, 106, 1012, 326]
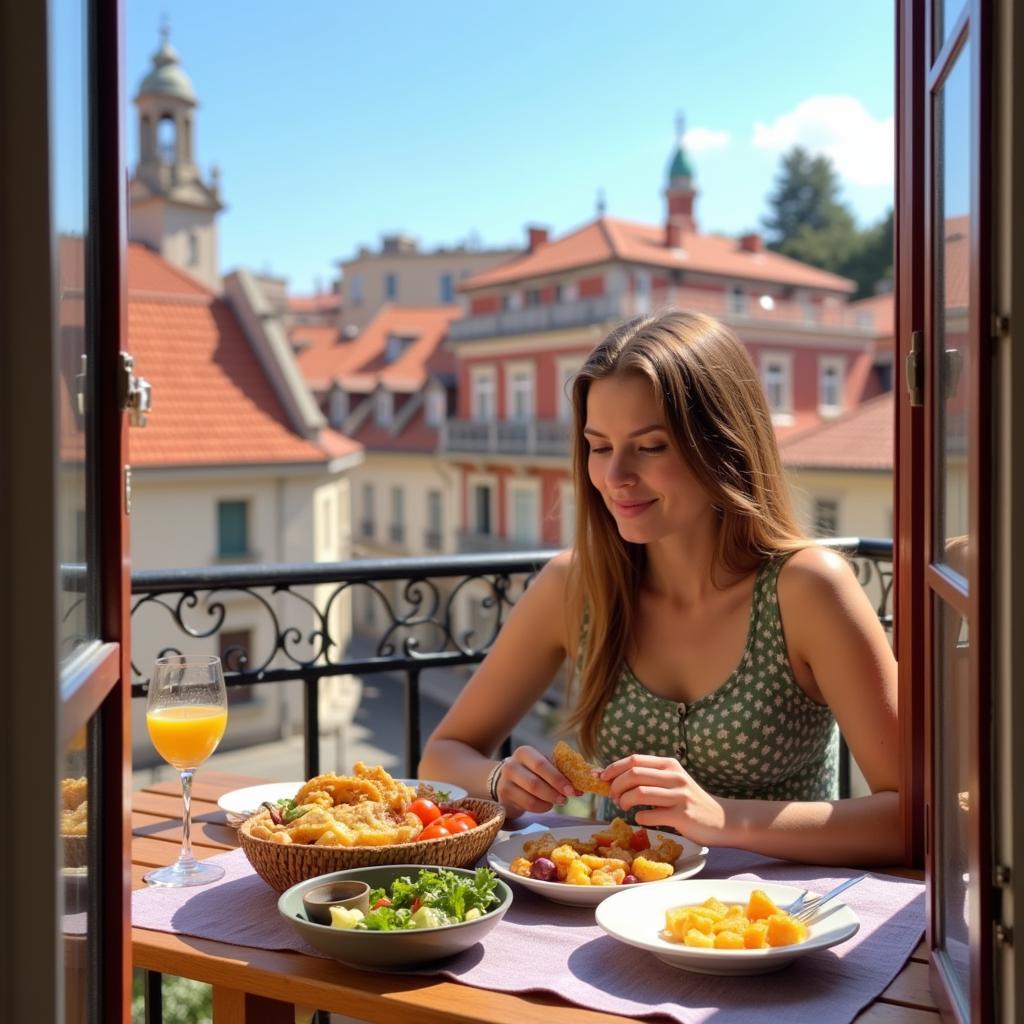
[53, 0, 95, 661]
[61, 719, 96, 1024]
[935, 596, 971, 1013]
[933, 38, 971, 584]
[936, 0, 966, 53]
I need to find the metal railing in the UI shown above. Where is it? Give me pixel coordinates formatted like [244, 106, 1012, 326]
[129, 538, 893, 781]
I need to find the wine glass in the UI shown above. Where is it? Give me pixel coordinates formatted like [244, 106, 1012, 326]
[144, 655, 228, 887]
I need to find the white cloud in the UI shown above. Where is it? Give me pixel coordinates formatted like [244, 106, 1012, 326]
[753, 96, 894, 188]
[683, 126, 730, 153]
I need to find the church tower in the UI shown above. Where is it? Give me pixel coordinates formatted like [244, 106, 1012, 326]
[664, 114, 698, 247]
[129, 25, 224, 291]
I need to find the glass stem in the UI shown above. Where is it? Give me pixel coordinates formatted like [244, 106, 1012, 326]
[178, 769, 196, 866]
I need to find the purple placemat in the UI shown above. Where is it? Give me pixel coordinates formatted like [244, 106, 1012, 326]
[133, 818, 924, 1024]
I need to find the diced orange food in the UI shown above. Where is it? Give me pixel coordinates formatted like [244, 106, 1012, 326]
[663, 895, 809, 951]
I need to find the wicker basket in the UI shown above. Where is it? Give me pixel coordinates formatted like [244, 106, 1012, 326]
[62, 834, 88, 869]
[239, 797, 506, 893]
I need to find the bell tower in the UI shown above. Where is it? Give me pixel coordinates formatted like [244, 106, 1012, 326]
[129, 24, 224, 291]
[664, 113, 698, 247]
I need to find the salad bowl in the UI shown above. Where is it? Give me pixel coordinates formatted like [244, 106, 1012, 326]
[278, 864, 513, 970]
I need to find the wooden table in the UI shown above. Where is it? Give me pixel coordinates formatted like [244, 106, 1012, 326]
[132, 772, 939, 1024]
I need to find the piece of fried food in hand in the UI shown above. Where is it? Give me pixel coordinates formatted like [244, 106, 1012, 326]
[552, 741, 610, 797]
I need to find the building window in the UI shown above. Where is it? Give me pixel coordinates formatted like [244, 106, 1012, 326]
[502, 291, 522, 312]
[327, 388, 348, 428]
[349, 273, 364, 306]
[389, 486, 405, 544]
[798, 290, 817, 322]
[361, 483, 375, 538]
[219, 629, 255, 702]
[424, 386, 446, 427]
[470, 366, 496, 422]
[375, 389, 393, 426]
[634, 270, 652, 313]
[506, 363, 534, 423]
[813, 498, 840, 538]
[819, 357, 845, 415]
[187, 230, 199, 266]
[556, 358, 580, 423]
[439, 272, 455, 303]
[559, 481, 576, 547]
[473, 484, 493, 535]
[508, 482, 539, 544]
[217, 500, 249, 559]
[385, 334, 414, 363]
[425, 490, 443, 550]
[728, 285, 747, 314]
[761, 354, 792, 417]
[525, 288, 541, 307]
[157, 114, 176, 162]
[384, 272, 398, 301]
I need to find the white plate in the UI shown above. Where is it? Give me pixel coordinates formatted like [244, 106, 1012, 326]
[217, 779, 469, 827]
[217, 782, 306, 827]
[486, 825, 707, 907]
[397, 779, 468, 802]
[595, 878, 860, 975]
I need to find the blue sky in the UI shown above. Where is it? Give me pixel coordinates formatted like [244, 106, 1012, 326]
[123, 1, 896, 294]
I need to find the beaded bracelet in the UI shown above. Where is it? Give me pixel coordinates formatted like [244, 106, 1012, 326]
[486, 757, 507, 802]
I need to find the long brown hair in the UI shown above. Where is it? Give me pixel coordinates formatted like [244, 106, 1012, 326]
[564, 309, 810, 757]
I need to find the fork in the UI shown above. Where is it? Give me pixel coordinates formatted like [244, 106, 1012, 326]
[785, 874, 867, 923]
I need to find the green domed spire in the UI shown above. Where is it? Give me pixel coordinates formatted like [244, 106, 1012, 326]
[668, 113, 695, 184]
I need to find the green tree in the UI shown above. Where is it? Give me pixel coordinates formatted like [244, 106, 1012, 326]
[762, 147, 893, 297]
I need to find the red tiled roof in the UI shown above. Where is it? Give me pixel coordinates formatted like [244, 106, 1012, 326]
[126, 243, 359, 468]
[294, 305, 457, 394]
[778, 392, 894, 471]
[460, 216, 855, 293]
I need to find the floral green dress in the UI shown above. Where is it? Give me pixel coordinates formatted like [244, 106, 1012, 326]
[591, 556, 838, 817]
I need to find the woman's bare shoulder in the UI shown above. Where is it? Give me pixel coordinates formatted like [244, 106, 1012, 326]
[777, 545, 881, 637]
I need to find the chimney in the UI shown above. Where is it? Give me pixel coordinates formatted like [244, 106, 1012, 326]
[665, 220, 683, 250]
[527, 225, 550, 253]
[738, 232, 764, 254]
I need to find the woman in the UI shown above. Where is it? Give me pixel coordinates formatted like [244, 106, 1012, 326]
[419, 310, 900, 865]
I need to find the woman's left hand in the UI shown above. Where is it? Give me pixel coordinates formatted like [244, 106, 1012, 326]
[602, 754, 727, 846]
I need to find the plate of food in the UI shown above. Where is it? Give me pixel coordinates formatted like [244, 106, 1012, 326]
[218, 778, 468, 828]
[595, 878, 860, 975]
[238, 763, 505, 892]
[217, 782, 306, 828]
[486, 817, 707, 907]
[278, 864, 513, 970]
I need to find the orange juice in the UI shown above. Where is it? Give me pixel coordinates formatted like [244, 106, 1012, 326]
[146, 705, 227, 769]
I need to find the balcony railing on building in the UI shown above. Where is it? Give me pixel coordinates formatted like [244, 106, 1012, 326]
[440, 418, 570, 458]
[448, 286, 881, 343]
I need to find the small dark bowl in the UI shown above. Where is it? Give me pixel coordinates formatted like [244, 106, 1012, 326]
[302, 880, 371, 925]
[278, 864, 513, 971]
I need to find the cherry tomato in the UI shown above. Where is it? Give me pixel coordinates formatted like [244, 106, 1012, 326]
[438, 816, 472, 834]
[439, 811, 477, 831]
[417, 822, 452, 841]
[408, 798, 442, 826]
[629, 827, 651, 851]
[370, 897, 392, 910]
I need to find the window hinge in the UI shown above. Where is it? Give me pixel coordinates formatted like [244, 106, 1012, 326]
[995, 864, 1012, 885]
[906, 330, 924, 407]
[992, 313, 1010, 339]
[124, 465, 132, 516]
[118, 351, 152, 427]
[995, 924, 1013, 947]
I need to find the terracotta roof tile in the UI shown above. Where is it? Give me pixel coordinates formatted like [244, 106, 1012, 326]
[295, 305, 457, 394]
[460, 215, 855, 293]
[126, 243, 359, 468]
[779, 392, 894, 471]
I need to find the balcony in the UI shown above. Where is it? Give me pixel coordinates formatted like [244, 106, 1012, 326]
[448, 288, 880, 344]
[129, 539, 892, 787]
[441, 418, 570, 457]
[454, 528, 543, 554]
[448, 296, 624, 341]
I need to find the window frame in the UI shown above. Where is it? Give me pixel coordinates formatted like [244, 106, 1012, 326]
[818, 355, 846, 416]
[469, 364, 496, 423]
[217, 498, 251, 560]
[504, 359, 535, 423]
[506, 476, 540, 545]
[760, 350, 794, 423]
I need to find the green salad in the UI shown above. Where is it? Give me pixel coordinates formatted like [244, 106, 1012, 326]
[329, 868, 501, 931]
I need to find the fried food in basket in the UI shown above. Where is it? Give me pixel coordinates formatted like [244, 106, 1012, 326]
[251, 763, 422, 847]
[552, 741, 611, 797]
[61, 777, 88, 836]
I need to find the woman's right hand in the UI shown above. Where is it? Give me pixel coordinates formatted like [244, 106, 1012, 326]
[496, 745, 580, 815]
